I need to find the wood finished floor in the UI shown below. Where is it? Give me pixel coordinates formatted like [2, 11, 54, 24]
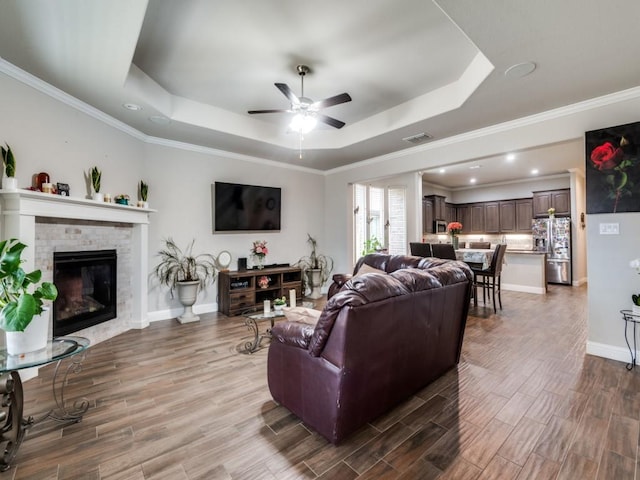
[1, 284, 637, 479]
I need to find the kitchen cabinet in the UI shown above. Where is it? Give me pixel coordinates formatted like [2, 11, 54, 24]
[498, 201, 515, 232]
[470, 203, 485, 233]
[422, 196, 434, 234]
[445, 203, 456, 224]
[456, 205, 471, 233]
[485, 202, 500, 233]
[515, 199, 533, 232]
[533, 189, 571, 217]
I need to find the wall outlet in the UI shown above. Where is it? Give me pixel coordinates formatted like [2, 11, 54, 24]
[599, 223, 619, 235]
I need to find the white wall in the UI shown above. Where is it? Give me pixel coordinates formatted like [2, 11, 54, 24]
[0, 71, 325, 320]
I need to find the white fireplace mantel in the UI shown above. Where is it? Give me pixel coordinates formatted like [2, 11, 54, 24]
[0, 189, 155, 330]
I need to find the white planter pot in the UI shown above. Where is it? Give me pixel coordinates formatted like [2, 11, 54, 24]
[92, 192, 104, 202]
[3, 176, 18, 191]
[5, 308, 50, 356]
[306, 269, 323, 299]
[274, 304, 284, 313]
[633, 304, 640, 316]
[177, 280, 200, 324]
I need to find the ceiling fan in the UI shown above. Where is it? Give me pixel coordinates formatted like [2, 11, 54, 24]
[248, 65, 352, 131]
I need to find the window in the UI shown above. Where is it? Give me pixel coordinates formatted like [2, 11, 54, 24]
[354, 184, 407, 258]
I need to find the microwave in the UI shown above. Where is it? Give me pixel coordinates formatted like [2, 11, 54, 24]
[434, 220, 447, 233]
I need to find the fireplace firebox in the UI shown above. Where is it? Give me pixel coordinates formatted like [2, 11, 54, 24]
[53, 250, 117, 336]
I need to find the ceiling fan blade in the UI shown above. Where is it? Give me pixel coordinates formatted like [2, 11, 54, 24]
[248, 109, 291, 114]
[317, 114, 346, 129]
[275, 83, 300, 104]
[312, 93, 352, 110]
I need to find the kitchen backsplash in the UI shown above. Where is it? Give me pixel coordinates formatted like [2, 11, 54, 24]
[422, 233, 533, 251]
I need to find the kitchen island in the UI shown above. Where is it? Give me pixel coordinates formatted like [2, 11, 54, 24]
[502, 250, 547, 294]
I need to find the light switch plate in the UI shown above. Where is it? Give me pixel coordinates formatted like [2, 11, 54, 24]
[599, 223, 619, 235]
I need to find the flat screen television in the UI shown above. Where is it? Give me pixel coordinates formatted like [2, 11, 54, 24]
[212, 182, 281, 232]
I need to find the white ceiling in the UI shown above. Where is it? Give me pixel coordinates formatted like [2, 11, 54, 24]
[1, 0, 639, 184]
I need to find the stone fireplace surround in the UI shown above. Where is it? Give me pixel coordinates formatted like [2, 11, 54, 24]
[0, 190, 153, 348]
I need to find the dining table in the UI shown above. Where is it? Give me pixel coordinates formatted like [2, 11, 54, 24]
[455, 248, 495, 270]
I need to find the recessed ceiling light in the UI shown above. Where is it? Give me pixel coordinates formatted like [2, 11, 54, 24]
[122, 103, 142, 111]
[506, 153, 516, 161]
[531, 169, 539, 175]
[439, 168, 446, 174]
[505, 62, 536, 78]
[149, 115, 171, 125]
[470, 178, 477, 184]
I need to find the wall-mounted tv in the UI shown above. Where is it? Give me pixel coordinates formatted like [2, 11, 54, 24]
[212, 182, 281, 232]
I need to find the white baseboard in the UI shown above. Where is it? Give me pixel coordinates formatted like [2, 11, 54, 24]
[572, 277, 588, 287]
[502, 283, 546, 295]
[147, 302, 218, 323]
[586, 341, 632, 366]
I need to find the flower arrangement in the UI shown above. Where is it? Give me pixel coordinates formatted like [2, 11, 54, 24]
[251, 240, 268, 258]
[631, 258, 640, 309]
[447, 222, 463, 236]
[547, 208, 556, 216]
[115, 194, 130, 205]
[258, 275, 270, 289]
[273, 296, 286, 306]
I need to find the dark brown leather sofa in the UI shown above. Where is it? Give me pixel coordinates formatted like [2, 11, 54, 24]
[267, 253, 473, 444]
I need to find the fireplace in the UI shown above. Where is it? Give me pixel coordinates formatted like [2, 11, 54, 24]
[53, 250, 117, 336]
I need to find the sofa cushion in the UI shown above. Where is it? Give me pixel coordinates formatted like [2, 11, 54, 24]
[354, 262, 386, 277]
[283, 306, 321, 325]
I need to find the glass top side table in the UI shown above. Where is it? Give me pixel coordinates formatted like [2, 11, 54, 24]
[0, 336, 90, 471]
[621, 310, 640, 371]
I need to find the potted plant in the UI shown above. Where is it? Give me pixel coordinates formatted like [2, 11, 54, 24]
[90, 166, 102, 201]
[1, 143, 17, 190]
[138, 180, 149, 208]
[273, 296, 286, 312]
[152, 238, 217, 323]
[361, 236, 384, 256]
[0, 239, 58, 355]
[631, 258, 640, 315]
[297, 234, 333, 299]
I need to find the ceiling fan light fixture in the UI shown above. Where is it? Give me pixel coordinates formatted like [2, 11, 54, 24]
[290, 113, 317, 134]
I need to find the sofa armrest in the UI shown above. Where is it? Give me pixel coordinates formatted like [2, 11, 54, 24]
[270, 321, 316, 350]
[327, 273, 352, 299]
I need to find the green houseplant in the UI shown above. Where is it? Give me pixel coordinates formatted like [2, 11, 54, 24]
[0, 239, 58, 354]
[153, 238, 217, 323]
[1, 143, 17, 190]
[361, 236, 384, 256]
[297, 234, 333, 299]
[139, 180, 149, 207]
[90, 166, 102, 200]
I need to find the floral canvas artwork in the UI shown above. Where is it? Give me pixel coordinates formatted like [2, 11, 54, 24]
[586, 121, 640, 214]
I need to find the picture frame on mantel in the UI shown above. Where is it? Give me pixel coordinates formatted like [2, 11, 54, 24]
[585, 120, 640, 214]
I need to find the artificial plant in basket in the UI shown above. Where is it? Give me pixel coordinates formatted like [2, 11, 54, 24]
[0, 239, 58, 332]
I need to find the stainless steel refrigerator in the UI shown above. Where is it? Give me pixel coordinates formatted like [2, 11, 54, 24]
[532, 217, 572, 285]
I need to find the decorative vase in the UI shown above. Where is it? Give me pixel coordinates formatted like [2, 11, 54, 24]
[254, 255, 265, 269]
[5, 308, 50, 355]
[451, 236, 459, 250]
[93, 192, 104, 202]
[633, 304, 640, 316]
[274, 304, 284, 313]
[176, 280, 200, 324]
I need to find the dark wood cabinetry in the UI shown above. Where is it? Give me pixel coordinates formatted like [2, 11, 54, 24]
[533, 189, 571, 217]
[485, 202, 501, 233]
[515, 199, 533, 232]
[456, 205, 471, 233]
[470, 204, 485, 233]
[445, 203, 456, 225]
[422, 195, 447, 233]
[498, 201, 515, 232]
[218, 267, 302, 316]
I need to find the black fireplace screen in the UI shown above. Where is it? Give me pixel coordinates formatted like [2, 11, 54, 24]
[53, 250, 117, 336]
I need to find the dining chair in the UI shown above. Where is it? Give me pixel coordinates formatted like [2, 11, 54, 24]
[410, 242, 432, 257]
[471, 243, 507, 313]
[430, 243, 457, 260]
